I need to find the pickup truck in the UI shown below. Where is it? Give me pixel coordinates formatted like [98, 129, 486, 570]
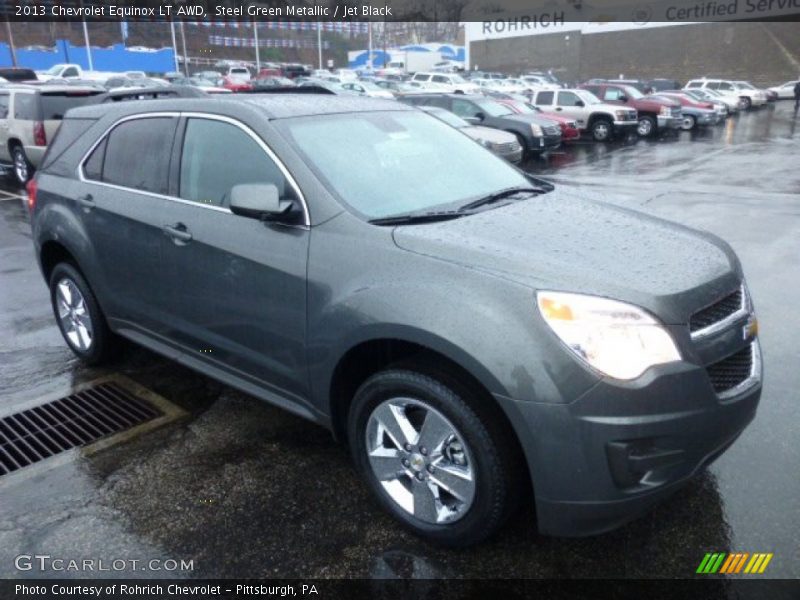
[580, 82, 682, 137]
[530, 88, 638, 142]
[36, 63, 109, 82]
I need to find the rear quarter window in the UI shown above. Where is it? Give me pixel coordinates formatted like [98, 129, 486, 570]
[40, 117, 98, 172]
[13, 92, 38, 120]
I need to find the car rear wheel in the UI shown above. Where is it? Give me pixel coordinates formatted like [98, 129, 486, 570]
[348, 366, 520, 546]
[49, 263, 119, 365]
[637, 116, 656, 137]
[590, 118, 613, 142]
[680, 115, 696, 131]
[11, 145, 32, 187]
[740, 97, 751, 110]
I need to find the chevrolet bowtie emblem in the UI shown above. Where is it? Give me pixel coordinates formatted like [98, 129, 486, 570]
[743, 315, 758, 340]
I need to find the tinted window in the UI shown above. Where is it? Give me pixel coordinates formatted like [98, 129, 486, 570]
[13, 93, 37, 120]
[40, 92, 101, 120]
[103, 117, 177, 194]
[558, 91, 582, 106]
[718, 82, 733, 91]
[706, 82, 720, 90]
[432, 75, 448, 84]
[451, 99, 480, 118]
[179, 118, 289, 208]
[0, 94, 8, 119]
[62, 66, 79, 77]
[687, 81, 701, 88]
[536, 91, 554, 105]
[82, 137, 106, 180]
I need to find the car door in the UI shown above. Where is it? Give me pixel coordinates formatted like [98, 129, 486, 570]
[554, 91, 586, 121]
[77, 115, 179, 333]
[158, 115, 310, 399]
[0, 92, 9, 161]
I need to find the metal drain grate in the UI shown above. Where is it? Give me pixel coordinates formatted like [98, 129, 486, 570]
[0, 382, 163, 476]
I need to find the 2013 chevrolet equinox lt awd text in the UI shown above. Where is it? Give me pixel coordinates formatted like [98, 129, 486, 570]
[29, 97, 762, 546]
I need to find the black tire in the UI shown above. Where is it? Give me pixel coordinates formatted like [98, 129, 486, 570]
[512, 132, 528, 157]
[348, 365, 522, 546]
[740, 96, 751, 110]
[590, 118, 613, 142]
[680, 115, 696, 131]
[49, 262, 119, 365]
[11, 144, 33, 187]
[637, 115, 656, 137]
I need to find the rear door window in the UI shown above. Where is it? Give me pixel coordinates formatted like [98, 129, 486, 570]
[718, 82, 733, 91]
[0, 94, 9, 119]
[536, 91, 554, 105]
[178, 117, 290, 208]
[101, 117, 177, 194]
[558, 91, 582, 106]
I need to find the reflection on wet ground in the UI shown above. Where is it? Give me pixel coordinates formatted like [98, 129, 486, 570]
[0, 103, 798, 579]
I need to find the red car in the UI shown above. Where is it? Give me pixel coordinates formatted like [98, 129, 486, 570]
[222, 76, 253, 92]
[494, 98, 581, 141]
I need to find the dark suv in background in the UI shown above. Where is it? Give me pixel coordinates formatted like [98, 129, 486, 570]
[400, 94, 562, 156]
[29, 96, 761, 546]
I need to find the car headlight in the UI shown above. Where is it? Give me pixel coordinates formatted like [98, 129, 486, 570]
[478, 138, 492, 148]
[614, 110, 628, 121]
[659, 105, 671, 116]
[531, 123, 543, 136]
[537, 291, 681, 380]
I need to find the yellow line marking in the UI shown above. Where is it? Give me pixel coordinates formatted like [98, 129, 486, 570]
[758, 554, 773, 574]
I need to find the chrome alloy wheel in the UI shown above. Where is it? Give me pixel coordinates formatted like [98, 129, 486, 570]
[56, 278, 93, 351]
[365, 398, 475, 525]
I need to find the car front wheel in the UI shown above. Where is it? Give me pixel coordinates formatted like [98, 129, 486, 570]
[681, 115, 696, 131]
[637, 116, 656, 137]
[348, 366, 520, 546]
[590, 119, 613, 142]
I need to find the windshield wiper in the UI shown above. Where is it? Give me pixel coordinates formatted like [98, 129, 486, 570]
[458, 186, 547, 212]
[369, 211, 466, 226]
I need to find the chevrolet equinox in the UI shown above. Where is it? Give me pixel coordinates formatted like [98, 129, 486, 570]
[29, 96, 762, 546]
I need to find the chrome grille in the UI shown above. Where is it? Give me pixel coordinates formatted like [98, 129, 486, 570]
[491, 141, 521, 153]
[543, 125, 560, 136]
[671, 106, 682, 117]
[706, 344, 754, 395]
[690, 288, 744, 333]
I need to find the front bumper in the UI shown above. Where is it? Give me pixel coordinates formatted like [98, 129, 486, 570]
[494, 341, 762, 537]
[657, 115, 683, 129]
[531, 133, 562, 154]
[694, 112, 717, 126]
[498, 146, 524, 164]
[612, 119, 638, 134]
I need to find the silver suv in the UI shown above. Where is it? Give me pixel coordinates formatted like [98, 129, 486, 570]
[0, 85, 102, 185]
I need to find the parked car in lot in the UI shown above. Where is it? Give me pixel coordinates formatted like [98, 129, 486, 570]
[580, 82, 683, 137]
[29, 95, 762, 546]
[251, 76, 296, 90]
[339, 81, 395, 99]
[172, 76, 232, 94]
[681, 88, 739, 115]
[0, 84, 104, 185]
[767, 80, 799, 99]
[491, 97, 581, 142]
[646, 79, 682, 93]
[401, 93, 562, 155]
[650, 93, 720, 130]
[530, 88, 638, 142]
[410, 72, 479, 94]
[0, 67, 38, 83]
[224, 66, 252, 81]
[374, 79, 428, 96]
[222, 76, 253, 93]
[684, 78, 767, 109]
[519, 75, 561, 91]
[419, 105, 523, 163]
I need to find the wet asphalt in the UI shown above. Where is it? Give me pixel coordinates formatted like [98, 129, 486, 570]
[0, 102, 798, 580]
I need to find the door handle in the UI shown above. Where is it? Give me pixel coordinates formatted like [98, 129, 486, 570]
[163, 223, 193, 243]
[555, 107, 563, 111]
[76, 194, 95, 210]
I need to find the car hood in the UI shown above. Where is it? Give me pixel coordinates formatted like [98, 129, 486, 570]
[392, 189, 741, 324]
[464, 125, 517, 143]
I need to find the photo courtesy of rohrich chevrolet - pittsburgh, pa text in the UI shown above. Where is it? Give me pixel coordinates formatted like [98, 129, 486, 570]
[0, 0, 798, 598]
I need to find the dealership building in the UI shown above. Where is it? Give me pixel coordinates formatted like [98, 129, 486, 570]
[465, 20, 800, 86]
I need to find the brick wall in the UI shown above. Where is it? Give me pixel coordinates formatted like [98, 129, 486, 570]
[470, 22, 800, 87]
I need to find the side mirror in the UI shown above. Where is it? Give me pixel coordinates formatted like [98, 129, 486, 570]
[575, 100, 585, 107]
[474, 111, 486, 121]
[618, 95, 628, 102]
[229, 183, 294, 221]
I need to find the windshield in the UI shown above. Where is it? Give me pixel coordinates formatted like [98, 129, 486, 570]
[280, 111, 530, 220]
[44, 65, 66, 75]
[477, 100, 514, 117]
[575, 90, 601, 104]
[623, 85, 644, 99]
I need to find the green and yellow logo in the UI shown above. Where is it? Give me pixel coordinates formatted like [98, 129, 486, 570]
[696, 552, 773, 575]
